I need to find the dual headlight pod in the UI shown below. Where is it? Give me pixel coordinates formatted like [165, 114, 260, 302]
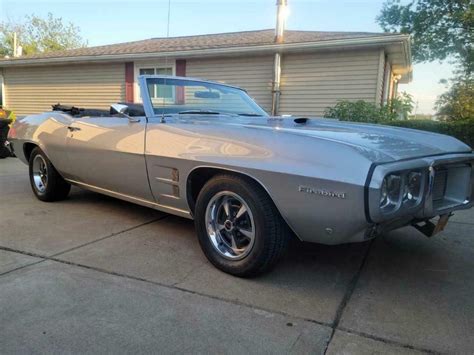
[380, 170, 424, 214]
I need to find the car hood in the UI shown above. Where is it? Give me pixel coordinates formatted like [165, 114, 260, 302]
[176, 115, 472, 163]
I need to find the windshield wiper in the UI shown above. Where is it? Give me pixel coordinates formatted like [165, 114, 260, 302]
[178, 110, 223, 115]
[237, 113, 263, 117]
[177, 110, 261, 117]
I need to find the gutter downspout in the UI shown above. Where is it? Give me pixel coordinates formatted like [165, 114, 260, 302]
[272, 0, 287, 116]
[271, 53, 281, 116]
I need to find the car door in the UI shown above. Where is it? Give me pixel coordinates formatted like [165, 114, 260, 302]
[144, 116, 195, 213]
[65, 114, 154, 201]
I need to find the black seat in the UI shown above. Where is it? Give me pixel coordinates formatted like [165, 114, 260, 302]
[52, 103, 109, 117]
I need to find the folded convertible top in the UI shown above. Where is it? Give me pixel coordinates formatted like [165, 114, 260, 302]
[51, 103, 145, 117]
[52, 103, 84, 115]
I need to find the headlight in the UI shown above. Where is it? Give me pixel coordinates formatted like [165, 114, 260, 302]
[403, 171, 422, 204]
[380, 170, 425, 214]
[380, 174, 402, 211]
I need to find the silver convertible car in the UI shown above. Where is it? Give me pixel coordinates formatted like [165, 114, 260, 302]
[9, 76, 474, 276]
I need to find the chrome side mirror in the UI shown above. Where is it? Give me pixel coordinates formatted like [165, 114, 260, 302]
[110, 104, 140, 123]
[111, 103, 129, 115]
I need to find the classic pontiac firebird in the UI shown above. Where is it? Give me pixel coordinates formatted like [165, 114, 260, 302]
[9, 76, 474, 276]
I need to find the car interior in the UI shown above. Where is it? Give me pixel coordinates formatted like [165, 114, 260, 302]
[51, 103, 146, 117]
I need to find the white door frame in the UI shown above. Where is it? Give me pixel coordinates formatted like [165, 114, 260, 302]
[133, 60, 176, 102]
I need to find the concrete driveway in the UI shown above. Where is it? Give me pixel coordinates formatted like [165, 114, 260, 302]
[1, 157, 473, 354]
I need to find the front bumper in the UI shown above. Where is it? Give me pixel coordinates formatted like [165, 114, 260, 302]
[367, 153, 474, 224]
[366, 212, 453, 240]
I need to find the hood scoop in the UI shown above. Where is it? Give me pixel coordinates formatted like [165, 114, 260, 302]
[293, 117, 309, 124]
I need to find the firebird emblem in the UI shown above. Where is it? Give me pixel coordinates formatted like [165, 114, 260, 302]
[298, 186, 346, 199]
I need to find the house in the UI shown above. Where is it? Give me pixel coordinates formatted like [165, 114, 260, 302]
[0, 29, 412, 117]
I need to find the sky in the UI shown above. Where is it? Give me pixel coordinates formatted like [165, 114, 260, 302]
[0, 0, 456, 114]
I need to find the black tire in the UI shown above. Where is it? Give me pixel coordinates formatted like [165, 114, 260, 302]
[0, 145, 10, 158]
[0, 123, 10, 158]
[194, 174, 289, 277]
[29, 147, 71, 202]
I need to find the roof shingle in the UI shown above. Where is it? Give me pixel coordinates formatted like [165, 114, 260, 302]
[0, 29, 397, 62]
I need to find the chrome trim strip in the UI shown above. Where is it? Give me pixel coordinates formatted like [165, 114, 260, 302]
[160, 193, 181, 200]
[425, 164, 435, 213]
[155, 176, 179, 186]
[65, 179, 192, 219]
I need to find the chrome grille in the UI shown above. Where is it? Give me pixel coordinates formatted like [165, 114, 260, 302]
[432, 169, 448, 201]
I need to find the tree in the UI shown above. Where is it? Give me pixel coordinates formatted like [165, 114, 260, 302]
[0, 13, 87, 57]
[377, 0, 473, 119]
[388, 91, 415, 119]
[435, 77, 474, 120]
[377, 0, 473, 75]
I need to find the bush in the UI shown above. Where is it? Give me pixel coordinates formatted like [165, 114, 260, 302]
[324, 100, 395, 122]
[324, 95, 414, 123]
[385, 119, 474, 148]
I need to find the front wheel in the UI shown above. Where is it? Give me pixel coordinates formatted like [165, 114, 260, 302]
[194, 174, 289, 277]
[29, 147, 71, 202]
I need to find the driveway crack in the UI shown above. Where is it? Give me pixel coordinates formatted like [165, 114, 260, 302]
[288, 331, 303, 352]
[0, 259, 47, 278]
[0, 238, 442, 354]
[51, 215, 168, 258]
[171, 262, 209, 287]
[0, 215, 168, 278]
[323, 239, 374, 354]
[337, 327, 442, 354]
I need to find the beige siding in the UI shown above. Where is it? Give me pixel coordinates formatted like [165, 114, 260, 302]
[279, 49, 381, 116]
[186, 56, 273, 112]
[4, 63, 125, 116]
[3, 50, 386, 117]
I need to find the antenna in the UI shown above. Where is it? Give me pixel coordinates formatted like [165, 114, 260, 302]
[166, 0, 171, 38]
[161, 0, 172, 123]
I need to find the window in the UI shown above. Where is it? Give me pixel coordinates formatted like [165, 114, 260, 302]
[139, 67, 173, 99]
[144, 77, 268, 117]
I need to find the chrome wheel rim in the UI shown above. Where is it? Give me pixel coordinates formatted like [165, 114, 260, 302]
[205, 191, 256, 260]
[32, 155, 48, 193]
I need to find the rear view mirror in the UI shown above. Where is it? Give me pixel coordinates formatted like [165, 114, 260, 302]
[194, 91, 220, 99]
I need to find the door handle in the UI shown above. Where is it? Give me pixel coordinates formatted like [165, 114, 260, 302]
[67, 126, 81, 132]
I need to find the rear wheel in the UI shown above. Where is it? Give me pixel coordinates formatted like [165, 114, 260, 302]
[194, 174, 289, 277]
[29, 147, 71, 202]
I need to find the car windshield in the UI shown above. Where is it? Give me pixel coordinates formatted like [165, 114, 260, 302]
[142, 77, 268, 117]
